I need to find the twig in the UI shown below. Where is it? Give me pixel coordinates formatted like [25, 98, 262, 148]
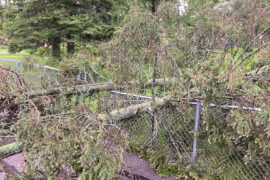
[233, 25, 270, 66]
[232, 44, 267, 72]
[0, 67, 29, 92]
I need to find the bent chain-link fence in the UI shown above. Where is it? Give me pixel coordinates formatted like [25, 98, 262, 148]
[104, 91, 270, 180]
[197, 108, 270, 180]
[98, 92, 195, 166]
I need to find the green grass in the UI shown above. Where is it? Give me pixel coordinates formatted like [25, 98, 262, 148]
[0, 60, 16, 69]
[0, 45, 62, 90]
[228, 48, 258, 71]
[0, 45, 29, 61]
[0, 45, 60, 68]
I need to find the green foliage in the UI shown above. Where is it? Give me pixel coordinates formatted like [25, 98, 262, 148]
[2, 0, 270, 179]
[36, 46, 51, 57]
[103, 0, 270, 179]
[103, 2, 182, 83]
[59, 47, 112, 83]
[3, 0, 127, 59]
[128, 142, 199, 179]
[189, 53, 270, 178]
[0, 68, 26, 143]
[16, 107, 127, 179]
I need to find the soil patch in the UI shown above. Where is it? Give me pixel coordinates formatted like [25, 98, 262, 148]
[121, 152, 177, 180]
[0, 153, 24, 179]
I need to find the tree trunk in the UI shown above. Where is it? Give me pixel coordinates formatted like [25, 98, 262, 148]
[26, 78, 181, 98]
[67, 42, 75, 55]
[151, 0, 156, 13]
[0, 142, 23, 158]
[52, 37, 61, 59]
[98, 96, 172, 122]
[67, 34, 75, 55]
[3, 78, 183, 110]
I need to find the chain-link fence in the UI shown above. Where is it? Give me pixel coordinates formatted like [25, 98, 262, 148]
[0, 59, 62, 90]
[103, 90, 270, 180]
[197, 108, 270, 180]
[0, 59, 63, 147]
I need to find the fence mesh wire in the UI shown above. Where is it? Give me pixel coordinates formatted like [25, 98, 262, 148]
[100, 92, 270, 180]
[197, 108, 270, 180]
[0, 59, 63, 145]
[0, 59, 63, 90]
[99, 93, 195, 165]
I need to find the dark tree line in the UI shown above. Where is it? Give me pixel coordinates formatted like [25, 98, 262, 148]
[2, 0, 173, 59]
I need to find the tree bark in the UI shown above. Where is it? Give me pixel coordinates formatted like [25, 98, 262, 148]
[0, 142, 23, 158]
[2, 78, 183, 110]
[67, 34, 75, 55]
[51, 37, 61, 59]
[98, 96, 172, 122]
[245, 65, 270, 83]
[26, 78, 181, 98]
[67, 42, 75, 55]
[151, 0, 156, 13]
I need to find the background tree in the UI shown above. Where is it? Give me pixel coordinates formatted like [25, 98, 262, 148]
[3, 0, 126, 59]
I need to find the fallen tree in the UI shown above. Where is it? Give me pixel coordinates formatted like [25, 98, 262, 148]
[0, 142, 23, 158]
[0, 95, 172, 158]
[98, 96, 172, 122]
[245, 64, 270, 84]
[1, 78, 180, 100]
[1, 77, 181, 110]
[26, 78, 180, 98]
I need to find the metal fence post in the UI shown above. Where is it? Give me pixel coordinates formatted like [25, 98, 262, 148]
[192, 102, 202, 166]
[15, 62, 19, 72]
[75, 74, 81, 105]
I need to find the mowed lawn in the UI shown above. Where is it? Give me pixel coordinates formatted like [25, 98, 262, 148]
[0, 45, 29, 61]
[0, 45, 29, 69]
[0, 46, 62, 90]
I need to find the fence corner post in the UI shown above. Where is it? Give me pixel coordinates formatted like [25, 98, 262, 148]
[192, 102, 202, 167]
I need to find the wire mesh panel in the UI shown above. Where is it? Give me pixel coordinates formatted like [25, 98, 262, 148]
[0, 60, 64, 147]
[0, 59, 63, 90]
[197, 138, 270, 179]
[100, 92, 197, 166]
[99, 92, 270, 180]
[17, 62, 63, 90]
[196, 108, 270, 180]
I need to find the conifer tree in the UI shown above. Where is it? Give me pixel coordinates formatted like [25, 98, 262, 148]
[4, 0, 125, 59]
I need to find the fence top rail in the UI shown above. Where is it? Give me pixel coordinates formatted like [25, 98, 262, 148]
[110, 90, 263, 112]
[0, 58, 60, 72]
[0, 59, 20, 63]
[110, 90, 153, 100]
